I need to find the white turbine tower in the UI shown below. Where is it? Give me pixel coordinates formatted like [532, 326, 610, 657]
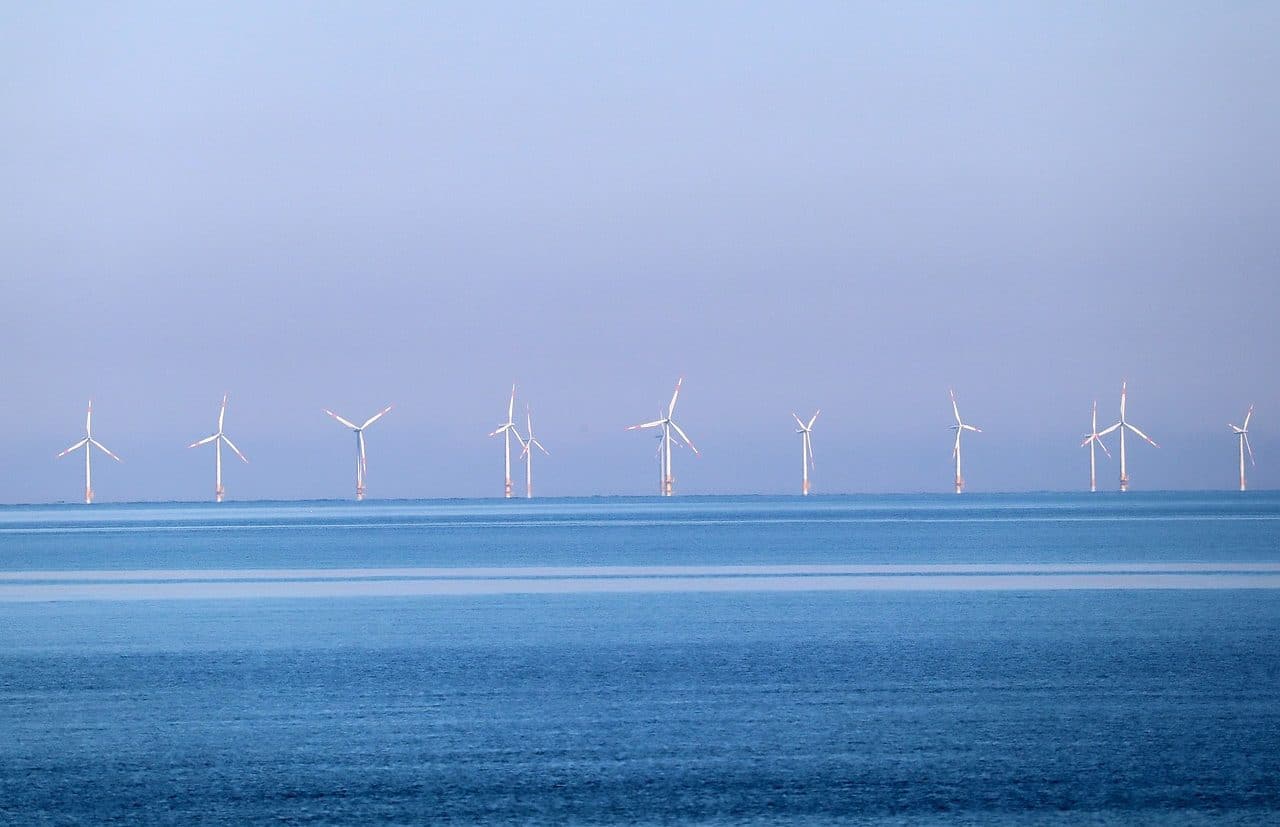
[324, 405, 393, 501]
[792, 410, 820, 495]
[188, 393, 249, 503]
[1229, 405, 1255, 492]
[1079, 400, 1111, 493]
[1097, 381, 1158, 492]
[627, 377, 698, 496]
[488, 384, 524, 498]
[519, 405, 550, 498]
[948, 389, 982, 494]
[56, 400, 121, 504]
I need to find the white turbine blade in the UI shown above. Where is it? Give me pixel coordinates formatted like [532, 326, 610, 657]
[1126, 422, 1159, 447]
[808, 410, 821, 430]
[218, 393, 228, 432]
[627, 420, 665, 431]
[669, 420, 699, 455]
[508, 384, 516, 422]
[1245, 433, 1256, 467]
[952, 430, 961, 458]
[963, 423, 982, 433]
[949, 389, 961, 425]
[1097, 422, 1121, 437]
[668, 377, 683, 418]
[1096, 436, 1111, 459]
[792, 412, 806, 429]
[1120, 381, 1128, 421]
[519, 441, 530, 460]
[325, 410, 359, 430]
[526, 407, 534, 439]
[1080, 435, 1093, 448]
[805, 432, 815, 469]
[1091, 400, 1097, 432]
[513, 429, 528, 449]
[57, 438, 88, 458]
[533, 438, 550, 457]
[358, 430, 367, 479]
[85, 400, 93, 436]
[90, 439, 122, 462]
[188, 433, 219, 449]
[361, 405, 393, 430]
[221, 434, 249, 464]
[1244, 405, 1254, 430]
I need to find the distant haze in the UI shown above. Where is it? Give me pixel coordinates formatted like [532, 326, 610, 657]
[2, 2, 1278, 502]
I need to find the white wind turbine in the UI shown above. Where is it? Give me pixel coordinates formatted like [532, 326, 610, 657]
[324, 405, 393, 500]
[188, 393, 249, 503]
[1096, 381, 1158, 492]
[519, 405, 550, 498]
[792, 410, 820, 495]
[56, 400, 121, 504]
[948, 389, 982, 494]
[627, 377, 698, 496]
[1079, 400, 1111, 493]
[488, 384, 524, 498]
[1229, 405, 1255, 492]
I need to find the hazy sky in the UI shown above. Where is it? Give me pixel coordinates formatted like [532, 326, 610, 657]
[3, 2, 1278, 502]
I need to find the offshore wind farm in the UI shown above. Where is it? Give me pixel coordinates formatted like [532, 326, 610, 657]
[4, 4, 1279, 825]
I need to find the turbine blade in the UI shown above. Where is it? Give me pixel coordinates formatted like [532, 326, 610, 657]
[668, 377, 683, 418]
[1097, 422, 1121, 437]
[86, 400, 93, 436]
[218, 393, 228, 432]
[361, 405, 393, 430]
[808, 410, 820, 430]
[963, 424, 982, 433]
[1245, 433, 1256, 466]
[950, 389, 961, 425]
[669, 420, 698, 455]
[1097, 437, 1111, 459]
[325, 410, 358, 430]
[189, 434, 218, 448]
[1244, 405, 1254, 430]
[792, 412, 805, 429]
[627, 420, 665, 430]
[533, 438, 550, 456]
[952, 430, 960, 458]
[90, 439, 122, 462]
[221, 435, 249, 463]
[57, 438, 88, 458]
[508, 384, 516, 422]
[358, 431, 367, 479]
[1126, 422, 1158, 447]
[1120, 381, 1128, 420]
[805, 432, 815, 469]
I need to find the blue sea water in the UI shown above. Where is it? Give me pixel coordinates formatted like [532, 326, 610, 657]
[2, 494, 1279, 824]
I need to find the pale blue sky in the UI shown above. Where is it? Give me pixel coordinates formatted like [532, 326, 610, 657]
[2, 2, 1278, 501]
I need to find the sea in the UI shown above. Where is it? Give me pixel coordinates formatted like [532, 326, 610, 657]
[1, 493, 1278, 824]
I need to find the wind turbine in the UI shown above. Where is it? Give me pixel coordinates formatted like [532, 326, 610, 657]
[56, 400, 121, 504]
[1229, 405, 1255, 492]
[519, 405, 550, 498]
[188, 393, 249, 503]
[488, 384, 525, 498]
[1097, 381, 1158, 491]
[627, 377, 698, 496]
[792, 410, 820, 495]
[1080, 400, 1111, 493]
[324, 405, 393, 500]
[948, 389, 982, 494]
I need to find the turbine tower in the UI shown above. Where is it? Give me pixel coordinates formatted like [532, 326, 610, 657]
[324, 405, 392, 500]
[1079, 400, 1111, 493]
[1229, 405, 1255, 492]
[488, 385, 524, 498]
[627, 377, 698, 496]
[519, 405, 550, 498]
[56, 400, 122, 504]
[948, 389, 982, 494]
[188, 393, 249, 503]
[1097, 381, 1158, 492]
[792, 410, 820, 495]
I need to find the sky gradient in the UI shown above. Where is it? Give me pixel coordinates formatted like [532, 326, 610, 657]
[3, 2, 1278, 501]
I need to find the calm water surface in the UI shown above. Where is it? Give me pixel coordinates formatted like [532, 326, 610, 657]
[2, 494, 1278, 823]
